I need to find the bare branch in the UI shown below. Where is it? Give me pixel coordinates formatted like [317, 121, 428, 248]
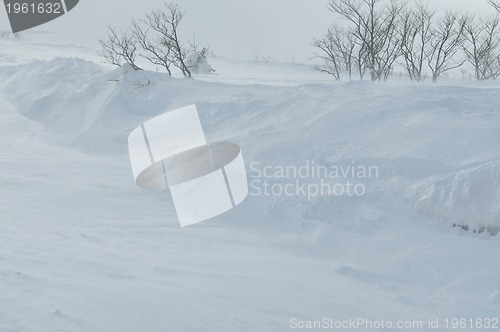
[98, 25, 142, 70]
[426, 11, 467, 82]
[463, 14, 500, 80]
[132, 20, 173, 75]
[312, 27, 343, 80]
[327, 0, 404, 81]
[490, 0, 500, 12]
[399, 1, 435, 81]
[142, 3, 191, 77]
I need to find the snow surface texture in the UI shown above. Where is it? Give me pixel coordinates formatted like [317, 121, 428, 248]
[1, 39, 500, 332]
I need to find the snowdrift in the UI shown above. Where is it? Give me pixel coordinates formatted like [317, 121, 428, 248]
[410, 161, 500, 234]
[1, 56, 500, 234]
[1, 45, 500, 332]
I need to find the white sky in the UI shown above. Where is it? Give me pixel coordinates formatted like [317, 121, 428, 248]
[0, 0, 496, 62]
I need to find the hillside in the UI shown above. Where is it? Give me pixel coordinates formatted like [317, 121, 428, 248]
[1, 39, 500, 332]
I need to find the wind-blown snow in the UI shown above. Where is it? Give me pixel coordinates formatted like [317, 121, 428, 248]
[410, 161, 500, 234]
[1, 39, 500, 332]
[185, 52, 214, 74]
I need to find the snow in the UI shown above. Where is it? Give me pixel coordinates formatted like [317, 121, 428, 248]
[1, 37, 500, 331]
[185, 52, 214, 74]
[410, 161, 500, 234]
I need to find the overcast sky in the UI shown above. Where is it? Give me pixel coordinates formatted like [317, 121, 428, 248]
[0, 0, 496, 62]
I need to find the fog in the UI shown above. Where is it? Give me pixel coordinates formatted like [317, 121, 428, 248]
[0, 0, 496, 62]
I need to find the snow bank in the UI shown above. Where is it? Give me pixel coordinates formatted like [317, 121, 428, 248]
[0, 57, 176, 153]
[410, 161, 500, 234]
[1, 57, 500, 234]
[2, 52, 500, 332]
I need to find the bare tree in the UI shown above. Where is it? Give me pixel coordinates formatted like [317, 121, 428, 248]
[312, 25, 363, 80]
[312, 27, 343, 80]
[375, 1, 404, 80]
[336, 27, 358, 80]
[463, 14, 500, 80]
[98, 25, 142, 70]
[132, 20, 173, 75]
[328, 0, 404, 81]
[399, 2, 435, 81]
[143, 3, 191, 77]
[426, 11, 467, 82]
[355, 41, 369, 79]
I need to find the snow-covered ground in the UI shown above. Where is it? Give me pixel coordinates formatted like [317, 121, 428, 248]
[1, 38, 500, 332]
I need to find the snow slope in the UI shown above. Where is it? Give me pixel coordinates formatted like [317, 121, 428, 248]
[1, 38, 500, 332]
